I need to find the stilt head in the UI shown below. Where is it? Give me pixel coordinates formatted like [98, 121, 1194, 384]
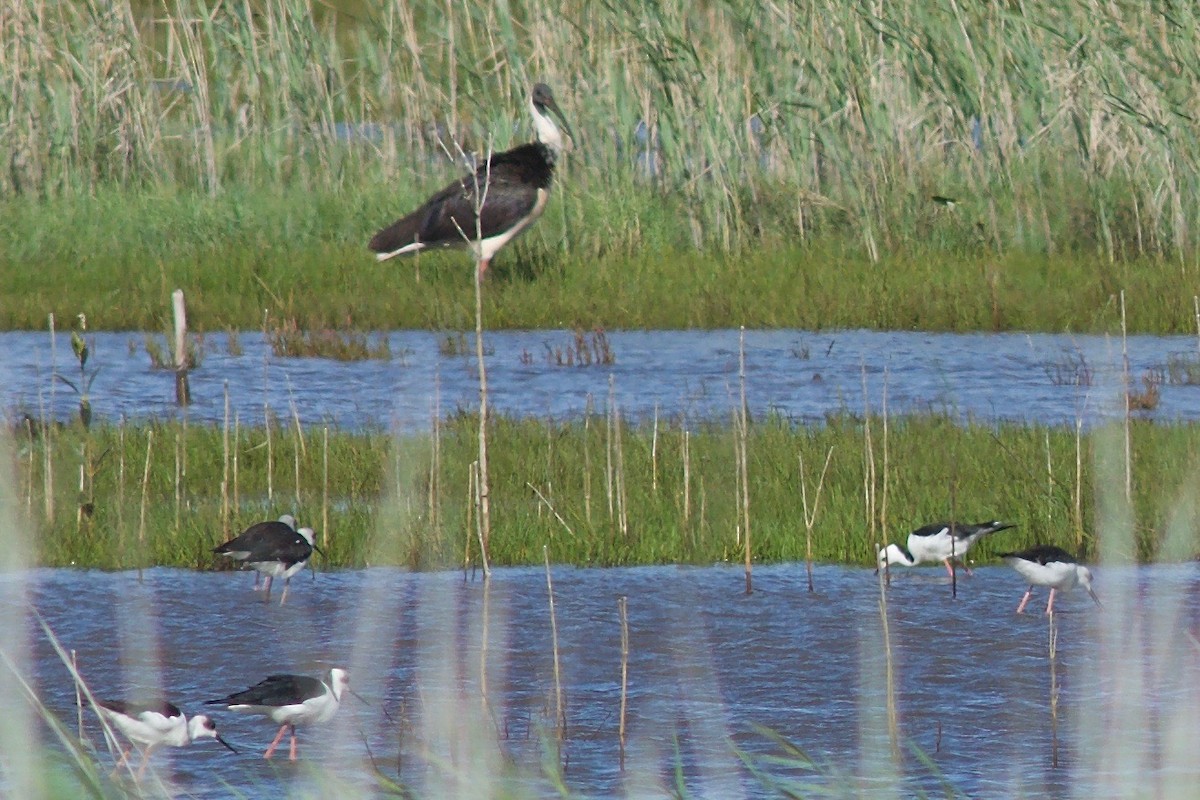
[1077, 566, 1101, 606]
[530, 83, 574, 154]
[326, 668, 350, 701]
[187, 715, 238, 753]
[876, 543, 915, 571]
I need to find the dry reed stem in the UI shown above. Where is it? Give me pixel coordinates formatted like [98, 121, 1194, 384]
[862, 364, 880, 581]
[72, 648, 83, 741]
[137, 430, 153, 582]
[262, 353, 273, 503]
[322, 426, 330, 546]
[43, 316, 54, 525]
[222, 381, 230, 539]
[583, 399, 593, 525]
[876, 550, 900, 759]
[1121, 290, 1132, 503]
[1049, 609, 1060, 768]
[430, 371, 441, 532]
[799, 447, 835, 593]
[233, 413, 240, 520]
[651, 404, 659, 494]
[464, 463, 475, 573]
[474, 461, 490, 577]
[618, 594, 629, 771]
[527, 482, 575, 540]
[117, 422, 125, 553]
[738, 327, 752, 595]
[174, 433, 182, 538]
[544, 545, 566, 745]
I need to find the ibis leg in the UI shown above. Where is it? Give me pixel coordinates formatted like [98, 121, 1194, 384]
[263, 724, 290, 759]
[1015, 587, 1034, 614]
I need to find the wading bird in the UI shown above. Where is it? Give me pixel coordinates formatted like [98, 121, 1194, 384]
[213, 515, 322, 605]
[96, 699, 237, 779]
[877, 520, 1016, 576]
[205, 668, 353, 760]
[369, 83, 574, 280]
[1000, 544, 1101, 614]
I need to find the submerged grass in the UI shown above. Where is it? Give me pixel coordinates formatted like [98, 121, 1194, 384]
[10, 413, 1200, 570]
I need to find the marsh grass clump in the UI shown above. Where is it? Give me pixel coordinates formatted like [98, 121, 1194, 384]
[544, 328, 615, 367]
[142, 333, 204, 370]
[1164, 352, 1200, 385]
[1043, 352, 1094, 387]
[1127, 370, 1163, 412]
[269, 319, 391, 361]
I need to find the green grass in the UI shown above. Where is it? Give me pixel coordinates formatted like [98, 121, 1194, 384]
[12, 413, 1200, 570]
[5, 182, 1200, 333]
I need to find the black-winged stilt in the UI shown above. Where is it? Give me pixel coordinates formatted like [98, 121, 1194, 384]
[369, 83, 574, 280]
[205, 668, 352, 760]
[213, 516, 323, 605]
[877, 520, 1016, 576]
[1000, 544, 1101, 614]
[95, 699, 237, 779]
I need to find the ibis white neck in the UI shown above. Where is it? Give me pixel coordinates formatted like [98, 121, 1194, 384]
[531, 99, 566, 154]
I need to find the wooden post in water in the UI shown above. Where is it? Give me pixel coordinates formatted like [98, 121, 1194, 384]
[172, 289, 191, 406]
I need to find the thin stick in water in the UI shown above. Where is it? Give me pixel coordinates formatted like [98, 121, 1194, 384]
[322, 426, 330, 546]
[544, 545, 566, 746]
[739, 328, 752, 594]
[799, 447, 835, 593]
[137, 431, 154, 583]
[618, 595, 629, 771]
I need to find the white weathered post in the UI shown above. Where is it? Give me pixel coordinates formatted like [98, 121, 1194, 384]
[173, 289, 191, 405]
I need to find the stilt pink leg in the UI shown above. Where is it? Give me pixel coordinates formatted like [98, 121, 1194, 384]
[279, 578, 290, 606]
[253, 572, 261, 590]
[112, 747, 134, 774]
[477, 258, 490, 281]
[943, 559, 955, 578]
[262, 576, 273, 604]
[1016, 587, 1034, 614]
[289, 727, 298, 761]
[1046, 588, 1057, 615]
[135, 746, 156, 781]
[263, 724, 289, 759]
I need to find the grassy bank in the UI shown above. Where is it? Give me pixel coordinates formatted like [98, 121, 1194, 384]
[6, 0, 1200, 332]
[4, 184, 1200, 333]
[9, 413, 1198, 569]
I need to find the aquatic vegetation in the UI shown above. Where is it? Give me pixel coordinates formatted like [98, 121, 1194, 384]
[9, 412, 1200, 570]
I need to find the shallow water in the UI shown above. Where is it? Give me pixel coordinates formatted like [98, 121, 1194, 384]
[3, 328, 1200, 430]
[13, 562, 1200, 798]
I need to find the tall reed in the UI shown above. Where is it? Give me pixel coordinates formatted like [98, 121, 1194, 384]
[5, 0, 1200, 265]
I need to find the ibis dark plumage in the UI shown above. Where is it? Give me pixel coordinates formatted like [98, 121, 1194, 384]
[369, 83, 573, 280]
[205, 668, 352, 760]
[95, 698, 236, 779]
[877, 520, 1016, 576]
[213, 515, 322, 605]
